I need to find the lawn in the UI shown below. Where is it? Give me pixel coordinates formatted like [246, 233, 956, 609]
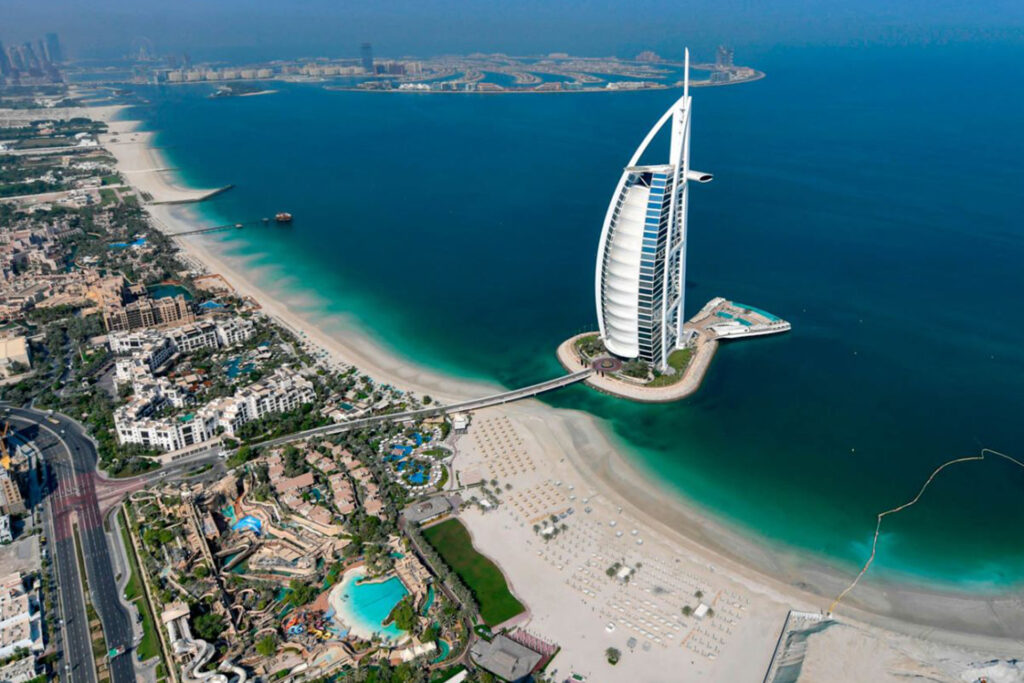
[646, 347, 694, 387]
[423, 519, 524, 626]
[118, 508, 161, 661]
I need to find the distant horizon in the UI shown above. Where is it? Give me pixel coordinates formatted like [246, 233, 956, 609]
[2, 0, 1022, 64]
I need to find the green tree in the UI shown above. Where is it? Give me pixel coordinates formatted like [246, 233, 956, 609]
[286, 579, 318, 607]
[387, 596, 417, 632]
[256, 634, 278, 657]
[193, 613, 225, 641]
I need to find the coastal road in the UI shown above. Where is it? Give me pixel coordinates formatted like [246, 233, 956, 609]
[4, 406, 136, 683]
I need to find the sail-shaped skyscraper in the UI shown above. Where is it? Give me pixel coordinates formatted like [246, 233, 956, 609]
[595, 49, 712, 370]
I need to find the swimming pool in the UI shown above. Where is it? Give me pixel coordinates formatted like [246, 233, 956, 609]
[224, 356, 255, 379]
[432, 639, 451, 663]
[730, 301, 780, 321]
[108, 237, 147, 249]
[329, 567, 409, 642]
[421, 584, 435, 615]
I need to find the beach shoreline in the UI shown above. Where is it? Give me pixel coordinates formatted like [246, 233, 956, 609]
[93, 100, 1024, 671]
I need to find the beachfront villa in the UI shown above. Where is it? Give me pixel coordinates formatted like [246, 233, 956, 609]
[595, 49, 712, 371]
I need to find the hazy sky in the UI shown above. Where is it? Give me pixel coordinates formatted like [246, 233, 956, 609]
[2, 0, 1022, 62]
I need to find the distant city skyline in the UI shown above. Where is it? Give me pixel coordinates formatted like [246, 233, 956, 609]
[0, 31, 63, 85]
[1, 0, 1021, 63]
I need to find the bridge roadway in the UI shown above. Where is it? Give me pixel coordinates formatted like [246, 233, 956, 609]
[257, 368, 593, 450]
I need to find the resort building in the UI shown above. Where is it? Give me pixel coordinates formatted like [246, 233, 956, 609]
[213, 316, 255, 346]
[205, 369, 316, 437]
[165, 320, 220, 353]
[469, 634, 543, 683]
[103, 293, 195, 333]
[114, 368, 315, 451]
[109, 317, 254, 365]
[595, 49, 712, 370]
[114, 413, 209, 452]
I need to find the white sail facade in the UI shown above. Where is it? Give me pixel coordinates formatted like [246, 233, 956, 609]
[595, 49, 712, 369]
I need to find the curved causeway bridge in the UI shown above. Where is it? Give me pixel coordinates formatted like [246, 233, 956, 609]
[258, 369, 593, 449]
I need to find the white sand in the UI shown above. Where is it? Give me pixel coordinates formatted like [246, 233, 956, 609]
[98, 103, 1024, 681]
[99, 118, 229, 204]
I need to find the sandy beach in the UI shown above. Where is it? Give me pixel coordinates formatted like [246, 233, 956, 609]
[99, 114, 231, 204]
[94, 102, 1024, 682]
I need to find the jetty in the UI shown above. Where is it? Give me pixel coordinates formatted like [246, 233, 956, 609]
[167, 214, 294, 237]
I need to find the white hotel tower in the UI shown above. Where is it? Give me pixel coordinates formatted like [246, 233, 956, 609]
[595, 49, 713, 370]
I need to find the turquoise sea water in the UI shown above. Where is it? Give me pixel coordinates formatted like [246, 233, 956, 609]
[124, 44, 1024, 589]
[332, 569, 409, 640]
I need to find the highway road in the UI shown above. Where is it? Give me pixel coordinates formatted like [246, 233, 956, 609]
[5, 406, 136, 683]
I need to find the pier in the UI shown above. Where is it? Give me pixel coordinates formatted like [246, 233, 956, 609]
[167, 216, 290, 237]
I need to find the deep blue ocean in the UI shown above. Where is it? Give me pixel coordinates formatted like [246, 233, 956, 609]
[123, 44, 1024, 588]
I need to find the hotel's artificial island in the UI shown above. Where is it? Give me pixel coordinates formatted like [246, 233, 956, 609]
[558, 50, 790, 401]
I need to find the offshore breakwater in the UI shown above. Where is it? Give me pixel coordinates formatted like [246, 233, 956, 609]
[120, 42, 1024, 590]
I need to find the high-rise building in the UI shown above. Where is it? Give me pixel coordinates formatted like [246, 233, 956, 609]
[21, 42, 40, 72]
[0, 42, 10, 76]
[45, 33, 62, 63]
[715, 45, 734, 70]
[595, 49, 713, 370]
[360, 42, 374, 73]
[8, 45, 26, 71]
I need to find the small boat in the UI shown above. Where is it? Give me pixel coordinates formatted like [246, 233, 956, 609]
[275, 212, 293, 223]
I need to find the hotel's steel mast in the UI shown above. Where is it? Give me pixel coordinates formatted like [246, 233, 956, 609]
[595, 48, 713, 369]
